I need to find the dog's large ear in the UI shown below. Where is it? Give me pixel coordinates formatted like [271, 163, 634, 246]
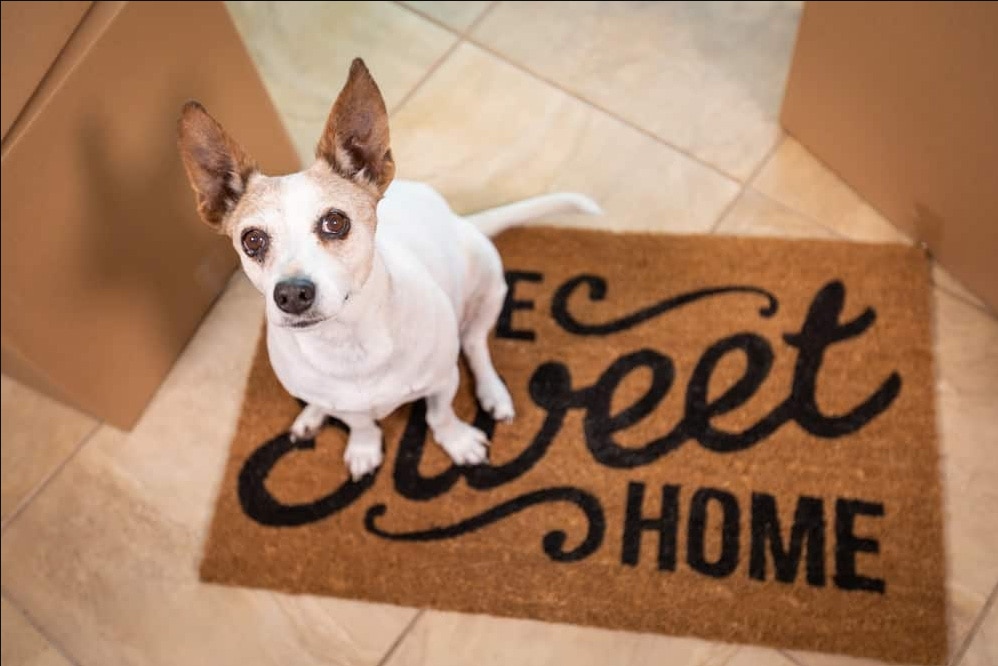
[316, 58, 395, 197]
[177, 101, 257, 231]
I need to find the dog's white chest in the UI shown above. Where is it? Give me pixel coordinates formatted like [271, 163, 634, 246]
[266, 258, 461, 417]
[268, 331, 431, 416]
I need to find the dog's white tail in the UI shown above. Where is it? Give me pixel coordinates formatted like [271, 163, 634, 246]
[464, 192, 602, 237]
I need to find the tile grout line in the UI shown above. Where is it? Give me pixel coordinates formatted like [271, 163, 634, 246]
[926, 269, 995, 319]
[394, 0, 497, 39]
[925, 275, 992, 318]
[748, 184, 921, 250]
[705, 186, 745, 234]
[747, 186, 995, 317]
[467, 37, 743, 185]
[950, 580, 998, 666]
[778, 649, 807, 666]
[375, 609, 425, 666]
[394, 0, 742, 186]
[389, 1, 499, 118]
[707, 134, 785, 233]
[1, 587, 82, 666]
[0, 421, 103, 535]
[388, 39, 463, 119]
[462, 1, 501, 36]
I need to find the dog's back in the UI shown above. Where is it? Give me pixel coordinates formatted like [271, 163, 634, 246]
[377, 179, 602, 325]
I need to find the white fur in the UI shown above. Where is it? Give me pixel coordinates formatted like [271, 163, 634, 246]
[266, 179, 600, 479]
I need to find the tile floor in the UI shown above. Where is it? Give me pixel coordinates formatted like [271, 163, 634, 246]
[2, 2, 996, 665]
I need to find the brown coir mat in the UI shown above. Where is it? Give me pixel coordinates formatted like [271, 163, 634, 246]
[201, 228, 946, 664]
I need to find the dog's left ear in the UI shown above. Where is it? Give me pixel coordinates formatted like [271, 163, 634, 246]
[317, 58, 395, 197]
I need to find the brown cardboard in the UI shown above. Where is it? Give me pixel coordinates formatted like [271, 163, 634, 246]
[0, 1, 300, 429]
[0, 1, 92, 140]
[780, 1, 998, 312]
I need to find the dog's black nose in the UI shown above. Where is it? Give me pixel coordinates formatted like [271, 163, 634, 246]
[273, 278, 316, 315]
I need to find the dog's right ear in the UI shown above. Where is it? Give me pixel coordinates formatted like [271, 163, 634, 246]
[177, 101, 256, 231]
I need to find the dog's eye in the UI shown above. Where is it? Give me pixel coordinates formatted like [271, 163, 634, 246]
[241, 228, 269, 258]
[318, 209, 350, 239]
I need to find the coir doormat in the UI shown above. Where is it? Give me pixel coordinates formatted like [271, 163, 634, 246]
[201, 228, 946, 665]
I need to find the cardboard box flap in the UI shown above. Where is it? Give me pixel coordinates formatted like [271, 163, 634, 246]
[1, 1, 93, 142]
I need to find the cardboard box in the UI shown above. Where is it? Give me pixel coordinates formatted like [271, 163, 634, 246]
[1, 1, 300, 429]
[0, 1, 92, 140]
[780, 1, 998, 311]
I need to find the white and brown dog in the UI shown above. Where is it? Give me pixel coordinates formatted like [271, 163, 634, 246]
[178, 58, 599, 480]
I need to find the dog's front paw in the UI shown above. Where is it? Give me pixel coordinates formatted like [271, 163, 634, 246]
[344, 439, 384, 481]
[436, 421, 490, 466]
[290, 404, 327, 441]
[477, 377, 515, 423]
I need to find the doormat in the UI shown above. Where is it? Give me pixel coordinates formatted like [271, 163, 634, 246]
[201, 228, 946, 665]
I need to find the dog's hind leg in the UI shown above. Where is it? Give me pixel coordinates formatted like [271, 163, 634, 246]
[461, 279, 515, 422]
[426, 367, 490, 465]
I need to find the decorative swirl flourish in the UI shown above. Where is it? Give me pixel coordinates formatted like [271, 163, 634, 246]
[552, 274, 779, 336]
[364, 486, 605, 562]
[238, 426, 375, 527]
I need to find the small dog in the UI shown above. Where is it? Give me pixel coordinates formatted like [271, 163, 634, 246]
[178, 58, 599, 479]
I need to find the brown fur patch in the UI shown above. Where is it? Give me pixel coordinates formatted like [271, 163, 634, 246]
[303, 160, 380, 217]
[228, 173, 282, 226]
[316, 59, 395, 197]
[177, 101, 257, 230]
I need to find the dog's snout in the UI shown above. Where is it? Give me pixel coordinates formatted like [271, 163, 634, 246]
[274, 278, 316, 315]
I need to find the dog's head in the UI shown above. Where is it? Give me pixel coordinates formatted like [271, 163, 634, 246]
[177, 58, 394, 329]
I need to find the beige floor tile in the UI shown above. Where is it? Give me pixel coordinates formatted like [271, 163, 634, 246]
[784, 652, 912, 666]
[1, 597, 71, 666]
[933, 290, 998, 650]
[958, 595, 998, 666]
[384, 611, 798, 666]
[225, 1, 455, 164]
[714, 188, 836, 239]
[725, 648, 801, 666]
[471, 1, 802, 180]
[1, 374, 97, 525]
[932, 263, 989, 313]
[390, 43, 739, 232]
[400, 1, 493, 32]
[752, 137, 913, 244]
[0, 274, 417, 666]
